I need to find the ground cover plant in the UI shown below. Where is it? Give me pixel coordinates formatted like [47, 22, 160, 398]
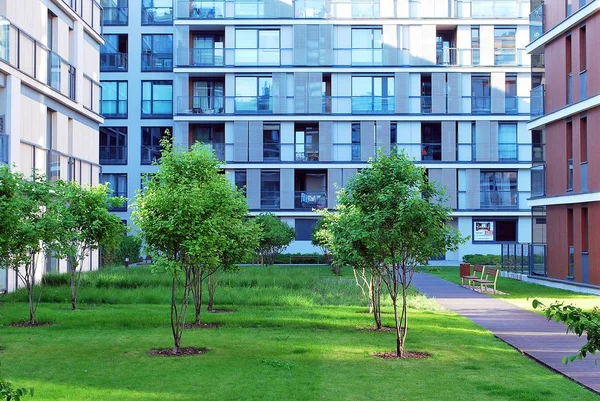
[1, 265, 598, 400]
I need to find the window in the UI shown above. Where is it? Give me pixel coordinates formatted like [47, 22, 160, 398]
[480, 171, 518, 209]
[390, 122, 397, 149]
[101, 34, 128, 71]
[494, 27, 516, 65]
[235, 170, 247, 195]
[101, 173, 127, 211]
[101, 81, 128, 118]
[295, 219, 318, 241]
[567, 121, 573, 190]
[532, 130, 545, 162]
[505, 74, 517, 113]
[351, 76, 394, 113]
[264, 123, 281, 161]
[0, 134, 8, 164]
[498, 123, 517, 161]
[580, 27, 587, 100]
[580, 117, 587, 162]
[101, 0, 128, 25]
[141, 127, 171, 165]
[100, 127, 127, 164]
[142, 0, 173, 25]
[473, 219, 517, 242]
[421, 74, 432, 113]
[261, 170, 280, 209]
[351, 28, 382, 65]
[190, 35, 224, 66]
[582, 207, 589, 252]
[567, 0, 572, 16]
[471, 26, 480, 65]
[351, 123, 361, 161]
[568, 208, 574, 278]
[235, 29, 280, 65]
[566, 35, 572, 104]
[142, 34, 173, 71]
[295, 124, 319, 161]
[421, 123, 441, 161]
[191, 80, 224, 114]
[471, 75, 490, 113]
[142, 80, 172, 117]
[140, 173, 155, 192]
[235, 76, 272, 113]
[190, 125, 225, 160]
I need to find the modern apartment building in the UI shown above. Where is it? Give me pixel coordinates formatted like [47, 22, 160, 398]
[0, 0, 104, 292]
[100, 0, 533, 261]
[528, 0, 600, 286]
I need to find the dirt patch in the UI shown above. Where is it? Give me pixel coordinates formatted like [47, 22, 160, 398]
[208, 309, 236, 314]
[373, 351, 432, 359]
[148, 347, 209, 357]
[8, 322, 53, 328]
[183, 323, 220, 329]
[358, 326, 396, 332]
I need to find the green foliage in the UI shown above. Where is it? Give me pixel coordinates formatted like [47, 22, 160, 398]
[0, 378, 33, 400]
[273, 253, 326, 265]
[101, 235, 142, 267]
[533, 300, 600, 364]
[462, 254, 501, 266]
[254, 213, 296, 265]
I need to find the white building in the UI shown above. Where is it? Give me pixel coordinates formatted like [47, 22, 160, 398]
[0, 0, 104, 292]
[100, 0, 532, 261]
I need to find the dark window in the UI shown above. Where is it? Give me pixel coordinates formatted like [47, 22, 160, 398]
[390, 122, 397, 148]
[352, 122, 361, 161]
[261, 170, 280, 209]
[101, 0, 128, 25]
[495, 220, 517, 242]
[567, 121, 573, 190]
[101, 173, 127, 211]
[295, 219, 318, 241]
[141, 127, 171, 165]
[421, 122, 441, 161]
[582, 207, 588, 252]
[264, 123, 281, 161]
[100, 34, 128, 71]
[235, 170, 247, 195]
[580, 117, 587, 162]
[100, 127, 128, 164]
[190, 125, 224, 160]
[142, 34, 173, 71]
[580, 26, 586, 71]
[142, 0, 173, 25]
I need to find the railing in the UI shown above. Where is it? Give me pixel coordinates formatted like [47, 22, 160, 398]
[580, 71, 587, 100]
[142, 6, 173, 24]
[0, 134, 8, 164]
[141, 100, 173, 118]
[177, 96, 225, 114]
[494, 48, 526, 66]
[264, 143, 281, 161]
[204, 143, 225, 160]
[233, 48, 281, 66]
[177, 47, 224, 66]
[100, 100, 127, 118]
[295, 148, 319, 162]
[261, 191, 280, 209]
[141, 53, 173, 71]
[530, 85, 544, 118]
[102, 6, 128, 25]
[352, 143, 361, 161]
[295, 191, 327, 210]
[533, 142, 546, 163]
[395, 142, 531, 163]
[108, 192, 127, 211]
[100, 52, 127, 71]
[529, 4, 544, 42]
[0, 18, 77, 101]
[468, 96, 491, 113]
[82, 74, 101, 114]
[141, 146, 162, 165]
[351, 48, 383, 65]
[176, 0, 224, 18]
[60, 0, 102, 35]
[99, 146, 127, 165]
[458, 190, 520, 210]
[351, 97, 395, 114]
[531, 165, 546, 197]
[500, 243, 547, 276]
[468, 0, 527, 18]
[471, 143, 519, 162]
[420, 143, 442, 161]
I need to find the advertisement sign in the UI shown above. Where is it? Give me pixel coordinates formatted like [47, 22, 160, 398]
[474, 221, 494, 242]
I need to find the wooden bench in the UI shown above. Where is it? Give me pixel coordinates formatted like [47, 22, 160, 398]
[461, 264, 484, 289]
[471, 267, 499, 294]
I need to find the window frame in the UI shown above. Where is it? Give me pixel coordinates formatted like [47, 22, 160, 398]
[100, 80, 128, 118]
[141, 80, 173, 118]
[100, 126, 128, 165]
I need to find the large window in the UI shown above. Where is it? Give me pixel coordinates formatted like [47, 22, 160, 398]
[141, 126, 171, 165]
[505, 74, 517, 113]
[471, 26, 480, 65]
[472, 219, 518, 242]
[421, 123, 441, 161]
[351, 28, 382, 65]
[471, 75, 490, 113]
[100, 81, 128, 118]
[142, 80, 172, 117]
[351, 76, 394, 113]
[101, 173, 127, 211]
[190, 125, 225, 160]
[190, 35, 224, 66]
[480, 171, 518, 209]
[235, 170, 247, 195]
[100, 127, 127, 164]
[235, 29, 280, 65]
[235, 76, 272, 113]
[494, 27, 516, 65]
[264, 124, 281, 161]
[295, 219, 318, 241]
[101, 0, 128, 25]
[295, 124, 319, 161]
[100, 34, 128, 71]
[191, 80, 224, 114]
[142, 34, 173, 71]
[498, 123, 517, 161]
[142, 0, 173, 25]
[261, 170, 280, 209]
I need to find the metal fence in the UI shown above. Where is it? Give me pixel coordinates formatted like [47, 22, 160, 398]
[501, 243, 546, 276]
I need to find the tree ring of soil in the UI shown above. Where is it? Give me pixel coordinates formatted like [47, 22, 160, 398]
[358, 326, 396, 332]
[183, 323, 220, 329]
[8, 322, 53, 328]
[373, 351, 432, 359]
[208, 309, 236, 314]
[148, 347, 209, 357]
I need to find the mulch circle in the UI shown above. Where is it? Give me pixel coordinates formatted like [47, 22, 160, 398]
[208, 309, 236, 314]
[373, 351, 432, 360]
[148, 347, 209, 357]
[357, 326, 396, 332]
[8, 322, 53, 328]
[183, 323, 220, 329]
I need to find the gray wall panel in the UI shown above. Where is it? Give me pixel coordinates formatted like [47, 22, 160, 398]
[328, 168, 342, 208]
[441, 121, 456, 161]
[248, 121, 263, 162]
[360, 121, 375, 161]
[395, 72, 409, 113]
[246, 169, 260, 209]
[233, 120, 249, 162]
[376, 120, 391, 155]
[475, 120, 491, 162]
[319, 121, 333, 162]
[447, 73, 461, 113]
[280, 168, 294, 209]
[442, 168, 457, 209]
[465, 169, 480, 209]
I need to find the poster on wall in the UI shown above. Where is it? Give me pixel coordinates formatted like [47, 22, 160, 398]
[474, 221, 494, 241]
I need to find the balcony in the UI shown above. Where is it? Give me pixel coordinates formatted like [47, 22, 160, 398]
[530, 165, 546, 197]
[351, 97, 395, 114]
[102, 6, 128, 25]
[177, 47, 224, 67]
[530, 85, 544, 118]
[82, 75, 101, 114]
[177, 96, 225, 115]
[141, 53, 173, 71]
[421, 143, 441, 161]
[458, 190, 520, 210]
[176, 0, 224, 18]
[468, 96, 491, 113]
[469, 0, 527, 18]
[529, 4, 544, 42]
[261, 190, 280, 210]
[295, 191, 327, 210]
[100, 52, 128, 72]
[100, 146, 127, 165]
[264, 143, 281, 161]
[494, 48, 526, 66]
[142, 6, 173, 24]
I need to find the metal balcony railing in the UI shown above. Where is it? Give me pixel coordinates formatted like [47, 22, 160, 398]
[99, 146, 127, 165]
[261, 191, 280, 209]
[102, 6, 128, 25]
[100, 52, 127, 71]
[458, 190, 520, 210]
[82, 74, 101, 114]
[176, 0, 224, 18]
[530, 4, 544, 42]
[142, 6, 173, 24]
[141, 53, 173, 71]
[60, 0, 102, 34]
[530, 85, 544, 118]
[295, 191, 327, 210]
[531, 165, 546, 197]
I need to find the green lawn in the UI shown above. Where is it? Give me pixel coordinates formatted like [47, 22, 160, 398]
[0, 265, 597, 400]
[421, 265, 599, 311]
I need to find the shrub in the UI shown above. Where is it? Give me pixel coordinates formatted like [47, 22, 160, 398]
[462, 254, 501, 266]
[101, 235, 142, 267]
[41, 273, 70, 287]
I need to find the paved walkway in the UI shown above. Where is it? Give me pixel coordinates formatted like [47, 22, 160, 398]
[413, 273, 600, 394]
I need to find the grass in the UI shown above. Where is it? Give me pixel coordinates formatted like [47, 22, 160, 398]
[421, 265, 599, 311]
[0, 265, 598, 400]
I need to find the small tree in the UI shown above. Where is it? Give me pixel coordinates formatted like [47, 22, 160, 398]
[53, 181, 125, 311]
[533, 300, 600, 364]
[254, 213, 296, 265]
[311, 218, 337, 273]
[0, 167, 62, 325]
[340, 151, 465, 357]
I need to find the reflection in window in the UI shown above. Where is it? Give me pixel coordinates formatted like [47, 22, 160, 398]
[100, 127, 128, 164]
[498, 123, 517, 161]
[261, 170, 280, 209]
[235, 29, 280, 65]
[142, 34, 173, 71]
[235, 76, 272, 112]
[141, 127, 171, 165]
[100, 81, 128, 118]
[351, 76, 394, 112]
[480, 171, 517, 209]
[142, 80, 172, 117]
[264, 124, 281, 161]
[494, 27, 516, 65]
[351, 28, 382, 65]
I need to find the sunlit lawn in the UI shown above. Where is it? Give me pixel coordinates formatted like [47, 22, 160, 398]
[0, 265, 597, 400]
[421, 265, 599, 311]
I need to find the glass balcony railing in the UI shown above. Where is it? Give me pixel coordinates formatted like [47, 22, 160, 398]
[177, 47, 224, 66]
[261, 191, 280, 209]
[567, 73, 573, 104]
[468, 96, 492, 113]
[351, 97, 395, 114]
[494, 48, 526, 66]
[420, 143, 442, 161]
[530, 85, 544, 118]
[100, 100, 128, 118]
[580, 71, 587, 101]
[82, 74, 101, 114]
[263, 143, 281, 161]
[142, 6, 173, 24]
[458, 190, 520, 210]
[531, 165, 546, 197]
[102, 6, 128, 25]
[177, 0, 224, 18]
[100, 52, 128, 71]
[141, 145, 162, 165]
[295, 147, 320, 162]
[178, 96, 225, 114]
[99, 146, 127, 165]
[529, 4, 544, 42]
[141, 53, 173, 71]
[469, 0, 525, 18]
[295, 191, 327, 210]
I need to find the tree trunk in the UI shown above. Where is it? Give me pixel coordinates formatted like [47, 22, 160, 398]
[207, 272, 218, 312]
[372, 276, 382, 329]
[368, 277, 374, 314]
[191, 267, 203, 325]
[70, 268, 77, 311]
[170, 276, 180, 353]
[391, 266, 402, 358]
[400, 268, 409, 356]
[27, 271, 35, 325]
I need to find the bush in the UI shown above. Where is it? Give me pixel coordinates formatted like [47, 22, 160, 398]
[41, 273, 70, 287]
[274, 253, 326, 264]
[462, 254, 501, 266]
[101, 235, 142, 267]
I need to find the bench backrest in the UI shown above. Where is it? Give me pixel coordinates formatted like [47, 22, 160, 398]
[473, 265, 485, 274]
[484, 268, 499, 281]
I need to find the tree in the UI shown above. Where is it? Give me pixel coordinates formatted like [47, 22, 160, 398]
[533, 300, 600, 364]
[132, 142, 254, 353]
[0, 378, 33, 400]
[311, 218, 337, 273]
[254, 213, 296, 265]
[0, 167, 63, 325]
[338, 151, 464, 357]
[52, 181, 125, 311]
